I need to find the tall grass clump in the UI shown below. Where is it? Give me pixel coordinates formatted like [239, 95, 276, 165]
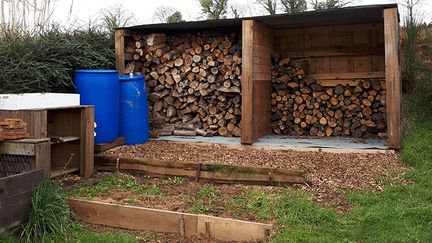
[0, 27, 115, 94]
[19, 180, 72, 242]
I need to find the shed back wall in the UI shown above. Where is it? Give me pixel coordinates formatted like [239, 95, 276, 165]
[273, 23, 385, 85]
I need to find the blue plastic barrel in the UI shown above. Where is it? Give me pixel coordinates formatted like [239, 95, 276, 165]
[74, 70, 119, 143]
[119, 75, 149, 145]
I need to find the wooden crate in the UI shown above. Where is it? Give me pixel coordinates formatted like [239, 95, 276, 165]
[0, 106, 94, 177]
[115, 5, 401, 150]
[0, 169, 44, 234]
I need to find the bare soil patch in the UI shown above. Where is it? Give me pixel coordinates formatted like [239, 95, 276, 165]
[64, 171, 278, 223]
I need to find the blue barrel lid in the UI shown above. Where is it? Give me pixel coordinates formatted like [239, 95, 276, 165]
[119, 74, 145, 81]
[75, 69, 118, 74]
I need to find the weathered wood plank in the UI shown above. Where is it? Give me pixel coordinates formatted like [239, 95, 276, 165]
[95, 137, 125, 154]
[69, 199, 198, 236]
[252, 21, 273, 142]
[69, 199, 272, 242]
[0, 169, 44, 234]
[197, 214, 271, 242]
[34, 140, 51, 177]
[94, 155, 305, 185]
[384, 8, 402, 150]
[310, 71, 385, 80]
[0, 169, 44, 198]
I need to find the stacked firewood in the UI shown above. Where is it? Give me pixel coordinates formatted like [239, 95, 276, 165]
[271, 58, 387, 138]
[0, 118, 29, 140]
[125, 31, 242, 137]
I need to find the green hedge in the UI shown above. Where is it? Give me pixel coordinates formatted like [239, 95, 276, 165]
[0, 28, 115, 94]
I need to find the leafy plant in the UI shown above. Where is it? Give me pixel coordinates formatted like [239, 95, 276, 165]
[198, 185, 218, 199]
[163, 176, 185, 185]
[145, 183, 163, 196]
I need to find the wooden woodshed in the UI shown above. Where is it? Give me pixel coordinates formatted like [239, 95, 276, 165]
[115, 4, 401, 150]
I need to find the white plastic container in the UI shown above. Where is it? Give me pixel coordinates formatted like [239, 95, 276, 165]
[0, 93, 80, 110]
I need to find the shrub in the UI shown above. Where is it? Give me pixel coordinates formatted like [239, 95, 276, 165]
[0, 27, 115, 94]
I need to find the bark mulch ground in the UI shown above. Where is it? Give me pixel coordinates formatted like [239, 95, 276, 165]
[104, 140, 408, 211]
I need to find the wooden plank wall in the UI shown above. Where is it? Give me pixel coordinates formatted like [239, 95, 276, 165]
[273, 23, 386, 85]
[252, 21, 273, 142]
[241, 20, 273, 144]
[384, 8, 402, 150]
[0, 169, 45, 234]
[0, 110, 47, 138]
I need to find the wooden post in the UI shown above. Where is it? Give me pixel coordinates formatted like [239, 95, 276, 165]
[384, 8, 402, 150]
[115, 29, 126, 75]
[241, 20, 254, 144]
[34, 140, 51, 177]
[80, 106, 94, 178]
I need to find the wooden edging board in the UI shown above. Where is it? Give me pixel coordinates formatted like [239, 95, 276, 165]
[94, 155, 305, 185]
[69, 198, 272, 242]
[0, 169, 45, 234]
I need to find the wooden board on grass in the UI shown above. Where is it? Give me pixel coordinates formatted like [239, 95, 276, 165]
[94, 155, 305, 185]
[69, 199, 272, 242]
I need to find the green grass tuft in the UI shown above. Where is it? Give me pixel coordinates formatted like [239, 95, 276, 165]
[69, 172, 145, 199]
[163, 176, 185, 185]
[197, 185, 218, 199]
[19, 180, 73, 243]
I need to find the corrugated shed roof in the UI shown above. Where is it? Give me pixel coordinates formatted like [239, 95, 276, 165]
[120, 4, 397, 32]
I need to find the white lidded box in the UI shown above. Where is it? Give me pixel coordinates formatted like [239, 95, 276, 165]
[0, 93, 80, 110]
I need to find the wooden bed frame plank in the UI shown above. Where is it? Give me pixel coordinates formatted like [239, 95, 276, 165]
[69, 199, 272, 241]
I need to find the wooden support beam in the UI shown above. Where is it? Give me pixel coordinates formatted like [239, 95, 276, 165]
[80, 106, 94, 178]
[310, 71, 385, 80]
[94, 155, 305, 185]
[115, 29, 126, 75]
[384, 8, 402, 150]
[34, 140, 51, 177]
[69, 199, 272, 242]
[241, 20, 254, 144]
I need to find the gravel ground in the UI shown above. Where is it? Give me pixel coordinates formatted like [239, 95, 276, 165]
[104, 140, 407, 211]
